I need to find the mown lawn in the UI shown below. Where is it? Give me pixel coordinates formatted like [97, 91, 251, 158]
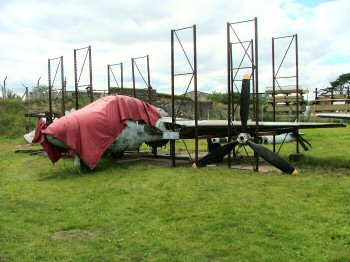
[1, 127, 350, 261]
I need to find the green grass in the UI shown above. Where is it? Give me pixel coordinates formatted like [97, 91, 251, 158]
[1, 128, 350, 261]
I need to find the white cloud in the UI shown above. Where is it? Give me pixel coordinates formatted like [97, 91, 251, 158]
[0, 0, 349, 99]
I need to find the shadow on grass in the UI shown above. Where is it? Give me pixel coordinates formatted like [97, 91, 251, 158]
[38, 157, 136, 181]
[299, 155, 350, 175]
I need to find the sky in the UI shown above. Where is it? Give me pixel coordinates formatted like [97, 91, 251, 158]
[1, 0, 349, 98]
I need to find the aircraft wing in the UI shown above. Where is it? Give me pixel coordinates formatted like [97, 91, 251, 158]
[317, 113, 350, 120]
[159, 118, 346, 139]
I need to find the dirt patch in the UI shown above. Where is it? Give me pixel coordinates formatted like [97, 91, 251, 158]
[114, 152, 193, 167]
[52, 229, 95, 241]
[113, 152, 291, 174]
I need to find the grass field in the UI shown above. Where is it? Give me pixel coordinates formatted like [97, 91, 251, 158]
[1, 127, 350, 261]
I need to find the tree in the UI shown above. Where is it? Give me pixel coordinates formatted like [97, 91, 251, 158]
[330, 73, 350, 94]
[32, 84, 49, 93]
[207, 91, 240, 105]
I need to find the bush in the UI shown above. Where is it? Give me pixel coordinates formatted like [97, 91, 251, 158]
[0, 99, 35, 138]
[207, 92, 240, 105]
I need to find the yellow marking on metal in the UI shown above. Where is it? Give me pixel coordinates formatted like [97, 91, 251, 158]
[292, 169, 299, 176]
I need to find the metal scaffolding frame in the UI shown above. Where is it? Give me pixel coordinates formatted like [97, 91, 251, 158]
[272, 34, 299, 153]
[131, 55, 152, 103]
[171, 25, 198, 167]
[227, 17, 259, 171]
[74, 45, 93, 110]
[107, 62, 123, 95]
[48, 56, 65, 124]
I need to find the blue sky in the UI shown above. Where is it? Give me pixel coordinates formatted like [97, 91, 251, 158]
[295, 0, 333, 8]
[324, 55, 350, 65]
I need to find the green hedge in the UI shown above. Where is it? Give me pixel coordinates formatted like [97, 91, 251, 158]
[0, 99, 35, 138]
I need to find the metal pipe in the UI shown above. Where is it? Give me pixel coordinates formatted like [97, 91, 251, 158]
[48, 56, 62, 61]
[227, 22, 232, 167]
[275, 75, 297, 79]
[109, 62, 122, 66]
[60, 56, 65, 116]
[147, 55, 151, 103]
[295, 34, 299, 154]
[273, 35, 295, 40]
[230, 43, 234, 123]
[132, 55, 148, 60]
[230, 40, 252, 45]
[131, 58, 136, 98]
[107, 64, 111, 95]
[231, 66, 254, 70]
[254, 17, 259, 172]
[174, 72, 194, 77]
[229, 18, 255, 25]
[88, 46, 93, 103]
[272, 37, 276, 152]
[174, 25, 193, 32]
[75, 46, 90, 51]
[251, 40, 256, 120]
[170, 29, 175, 167]
[48, 59, 53, 124]
[74, 49, 79, 110]
[121, 62, 124, 92]
[193, 25, 198, 164]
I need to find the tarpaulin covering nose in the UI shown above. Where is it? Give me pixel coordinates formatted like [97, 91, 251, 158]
[37, 95, 160, 169]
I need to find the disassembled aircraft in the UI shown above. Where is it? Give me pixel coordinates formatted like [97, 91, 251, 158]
[32, 75, 345, 175]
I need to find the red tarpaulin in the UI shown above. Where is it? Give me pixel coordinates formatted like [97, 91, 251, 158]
[36, 95, 160, 169]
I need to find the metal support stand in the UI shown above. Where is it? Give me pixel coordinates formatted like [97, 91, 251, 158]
[107, 63, 123, 95]
[272, 34, 299, 154]
[74, 45, 93, 110]
[227, 18, 259, 171]
[48, 56, 65, 124]
[170, 25, 198, 167]
[131, 55, 152, 103]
